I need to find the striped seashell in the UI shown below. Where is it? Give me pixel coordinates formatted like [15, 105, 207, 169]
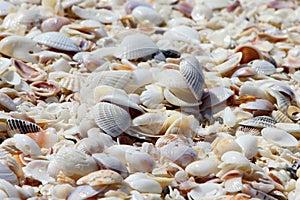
[250, 60, 276, 76]
[93, 102, 131, 137]
[179, 54, 205, 101]
[267, 89, 291, 113]
[272, 110, 293, 123]
[235, 125, 261, 137]
[33, 32, 79, 52]
[6, 118, 42, 137]
[239, 116, 276, 128]
[114, 34, 159, 60]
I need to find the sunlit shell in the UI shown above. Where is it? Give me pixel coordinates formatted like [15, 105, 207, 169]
[132, 112, 167, 135]
[0, 36, 41, 63]
[132, 6, 164, 26]
[0, 179, 20, 199]
[261, 127, 298, 147]
[272, 110, 293, 123]
[93, 102, 131, 137]
[163, 26, 200, 43]
[239, 116, 276, 128]
[200, 87, 234, 111]
[267, 89, 291, 113]
[66, 185, 99, 200]
[7, 118, 42, 137]
[13, 59, 46, 82]
[124, 0, 152, 14]
[76, 169, 123, 186]
[33, 32, 79, 52]
[212, 137, 242, 158]
[125, 151, 156, 173]
[125, 173, 162, 194]
[75, 137, 104, 155]
[140, 84, 164, 108]
[14, 134, 42, 157]
[26, 129, 59, 149]
[235, 135, 258, 159]
[114, 34, 159, 60]
[240, 99, 274, 111]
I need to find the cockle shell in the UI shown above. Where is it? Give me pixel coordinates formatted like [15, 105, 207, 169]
[261, 127, 298, 147]
[93, 102, 131, 137]
[0, 36, 41, 63]
[33, 32, 79, 52]
[114, 34, 159, 60]
[140, 84, 164, 108]
[239, 116, 276, 128]
[7, 118, 42, 137]
[250, 59, 276, 76]
[76, 169, 123, 186]
[240, 99, 274, 111]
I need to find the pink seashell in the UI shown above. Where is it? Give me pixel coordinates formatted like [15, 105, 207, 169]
[30, 81, 60, 97]
[13, 59, 46, 82]
[267, 1, 296, 9]
[41, 16, 71, 32]
[173, 2, 193, 18]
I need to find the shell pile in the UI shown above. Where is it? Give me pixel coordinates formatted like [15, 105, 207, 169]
[1, 0, 300, 199]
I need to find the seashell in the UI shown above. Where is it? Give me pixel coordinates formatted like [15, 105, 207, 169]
[75, 137, 104, 155]
[179, 54, 205, 101]
[114, 34, 159, 60]
[26, 129, 59, 149]
[14, 134, 42, 157]
[33, 32, 79, 52]
[222, 171, 243, 193]
[163, 26, 200, 43]
[240, 99, 274, 111]
[267, 1, 296, 9]
[0, 93, 17, 112]
[47, 147, 98, 179]
[187, 183, 226, 199]
[275, 123, 300, 137]
[132, 112, 167, 135]
[66, 185, 100, 200]
[104, 144, 136, 165]
[124, 0, 152, 14]
[159, 143, 197, 167]
[235, 135, 258, 159]
[125, 151, 156, 173]
[215, 52, 242, 75]
[0, 36, 41, 63]
[51, 184, 74, 200]
[185, 158, 220, 177]
[0, 179, 20, 199]
[287, 105, 300, 120]
[223, 106, 236, 127]
[220, 151, 250, 167]
[157, 69, 187, 89]
[250, 60, 276, 76]
[92, 153, 128, 178]
[261, 127, 298, 147]
[23, 160, 54, 185]
[140, 84, 164, 108]
[93, 102, 131, 137]
[272, 110, 293, 123]
[212, 137, 242, 158]
[76, 169, 123, 186]
[7, 118, 42, 137]
[173, 2, 193, 18]
[200, 87, 234, 111]
[1, 70, 22, 86]
[132, 6, 164, 26]
[30, 81, 60, 97]
[235, 45, 263, 64]
[231, 66, 257, 78]
[155, 134, 190, 148]
[41, 16, 71, 32]
[0, 1, 15, 17]
[267, 89, 290, 113]
[125, 173, 162, 194]
[164, 87, 201, 107]
[0, 162, 18, 185]
[72, 6, 119, 24]
[239, 116, 276, 128]
[13, 59, 46, 82]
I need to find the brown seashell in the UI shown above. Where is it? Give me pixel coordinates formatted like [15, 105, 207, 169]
[235, 45, 263, 64]
[30, 81, 60, 97]
[287, 105, 300, 121]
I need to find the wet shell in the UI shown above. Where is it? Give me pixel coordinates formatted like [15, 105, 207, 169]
[261, 127, 298, 147]
[76, 169, 123, 186]
[114, 34, 159, 60]
[179, 54, 205, 101]
[93, 102, 131, 137]
[33, 32, 79, 52]
[239, 116, 276, 128]
[7, 118, 42, 137]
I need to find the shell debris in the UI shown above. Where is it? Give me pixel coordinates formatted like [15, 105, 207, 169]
[0, 0, 300, 199]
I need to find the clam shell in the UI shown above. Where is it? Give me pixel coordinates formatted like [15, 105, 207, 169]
[14, 134, 42, 157]
[164, 87, 201, 107]
[239, 116, 276, 128]
[114, 34, 159, 60]
[124, 0, 152, 14]
[1, 71, 21, 86]
[235, 135, 258, 159]
[23, 160, 54, 185]
[30, 81, 60, 97]
[41, 16, 71, 32]
[93, 102, 131, 137]
[33, 32, 79, 52]
[0, 36, 41, 63]
[125, 151, 156, 173]
[240, 99, 274, 111]
[261, 127, 298, 147]
[13, 59, 46, 82]
[26, 129, 59, 149]
[179, 54, 205, 101]
[125, 173, 162, 194]
[7, 118, 42, 137]
[235, 45, 263, 64]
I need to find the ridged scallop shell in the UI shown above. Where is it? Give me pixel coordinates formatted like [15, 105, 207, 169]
[140, 84, 164, 108]
[239, 116, 276, 128]
[33, 32, 79, 52]
[235, 125, 261, 136]
[250, 60, 276, 76]
[272, 110, 293, 123]
[7, 118, 42, 137]
[114, 34, 159, 60]
[179, 54, 205, 101]
[262, 127, 298, 147]
[0, 36, 41, 63]
[93, 102, 131, 137]
[267, 89, 291, 113]
[132, 6, 164, 26]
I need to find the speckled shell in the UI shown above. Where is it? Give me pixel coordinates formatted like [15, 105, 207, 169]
[93, 102, 131, 137]
[114, 34, 159, 60]
[33, 32, 79, 52]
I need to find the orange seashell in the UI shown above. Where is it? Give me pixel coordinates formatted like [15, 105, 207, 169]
[26, 129, 58, 149]
[235, 45, 263, 64]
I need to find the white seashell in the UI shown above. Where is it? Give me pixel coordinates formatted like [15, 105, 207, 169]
[72, 6, 119, 24]
[23, 160, 54, 185]
[93, 102, 131, 137]
[0, 162, 18, 185]
[115, 34, 159, 60]
[221, 151, 250, 167]
[224, 176, 243, 193]
[66, 185, 99, 200]
[0, 93, 17, 112]
[132, 112, 167, 135]
[185, 158, 220, 177]
[41, 16, 71, 32]
[157, 69, 188, 89]
[0, 58, 11, 75]
[140, 84, 164, 108]
[0, 36, 41, 63]
[164, 88, 201, 107]
[125, 173, 162, 194]
[223, 107, 236, 127]
[179, 54, 205, 101]
[163, 26, 199, 43]
[261, 127, 298, 147]
[212, 137, 242, 157]
[48, 147, 98, 179]
[125, 151, 156, 173]
[33, 32, 79, 52]
[76, 169, 123, 186]
[215, 52, 242, 74]
[187, 183, 226, 199]
[275, 123, 300, 134]
[104, 144, 136, 165]
[200, 87, 234, 110]
[1, 71, 21, 86]
[235, 135, 258, 159]
[14, 134, 42, 157]
[51, 184, 74, 200]
[92, 153, 128, 178]
[250, 59, 276, 76]
[26, 129, 59, 149]
[0, 179, 20, 199]
[75, 137, 104, 155]
[240, 99, 274, 111]
[0, 1, 15, 17]
[132, 6, 164, 26]
[207, 29, 231, 47]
